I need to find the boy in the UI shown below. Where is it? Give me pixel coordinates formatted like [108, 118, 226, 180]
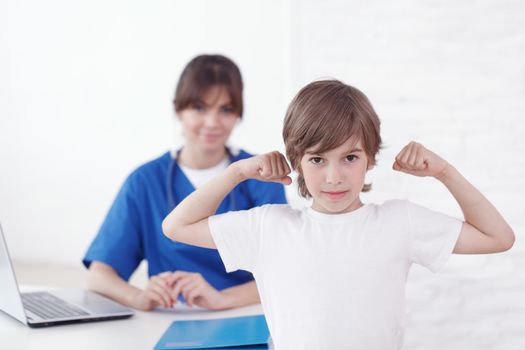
[162, 80, 514, 349]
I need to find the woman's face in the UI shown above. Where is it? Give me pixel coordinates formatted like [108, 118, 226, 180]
[178, 86, 240, 153]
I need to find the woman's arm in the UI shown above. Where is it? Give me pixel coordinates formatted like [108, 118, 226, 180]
[87, 261, 177, 310]
[168, 271, 261, 309]
[393, 141, 515, 254]
[162, 151, 291, 248]
[220, 280, 260, 308]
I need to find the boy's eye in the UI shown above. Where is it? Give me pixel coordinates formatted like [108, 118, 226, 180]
[309, 157, 323, 164]
[346, 155, 358, 162]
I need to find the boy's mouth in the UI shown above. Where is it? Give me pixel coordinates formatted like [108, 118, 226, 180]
[321, 191, 349, 200]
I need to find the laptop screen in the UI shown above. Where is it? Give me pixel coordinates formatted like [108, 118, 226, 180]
[0, 223, 28, 324]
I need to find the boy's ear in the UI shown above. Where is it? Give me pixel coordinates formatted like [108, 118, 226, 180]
[295, 162, 303, 175]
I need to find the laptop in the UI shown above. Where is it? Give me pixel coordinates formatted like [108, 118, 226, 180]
[0, 223, 134, 327]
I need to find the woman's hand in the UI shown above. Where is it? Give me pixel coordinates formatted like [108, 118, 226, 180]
[170, 271, 231, 310]
[132, 272, 176, 311]
[393, 141, 450, 179]
[234, 151, 292, 185]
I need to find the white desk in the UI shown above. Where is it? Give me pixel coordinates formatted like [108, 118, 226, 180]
[0, 286, 264, 350]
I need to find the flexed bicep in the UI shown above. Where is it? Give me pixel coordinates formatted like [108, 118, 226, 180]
[453, 222, 513, 254]
[164, 218, 215, 249]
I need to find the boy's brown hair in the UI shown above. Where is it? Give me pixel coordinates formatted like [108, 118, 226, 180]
[282, 79, 382, 198]
[174, 54, 244, 117]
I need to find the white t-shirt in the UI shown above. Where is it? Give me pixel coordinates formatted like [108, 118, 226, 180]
[178, 157, 229, 189]
[209, 200, 462, 350]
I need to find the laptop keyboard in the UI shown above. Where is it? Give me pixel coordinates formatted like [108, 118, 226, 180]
[21, 292, 90, 320]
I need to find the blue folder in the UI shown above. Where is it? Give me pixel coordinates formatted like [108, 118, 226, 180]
[153, 315, 270, 349]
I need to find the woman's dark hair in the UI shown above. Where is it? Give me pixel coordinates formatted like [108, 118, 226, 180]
[174, 54, 244, 117]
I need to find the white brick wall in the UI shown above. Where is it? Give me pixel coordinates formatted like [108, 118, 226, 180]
[289, 0, 525, 348]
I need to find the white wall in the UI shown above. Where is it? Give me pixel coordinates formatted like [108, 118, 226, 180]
[0, 0, 291, 264]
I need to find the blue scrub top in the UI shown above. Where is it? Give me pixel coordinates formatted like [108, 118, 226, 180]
[83, 149, 287, 291]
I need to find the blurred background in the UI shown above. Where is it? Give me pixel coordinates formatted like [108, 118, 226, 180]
[1, 0, 524, 348]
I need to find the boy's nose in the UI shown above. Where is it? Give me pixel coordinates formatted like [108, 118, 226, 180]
[325, 166, 344, 184]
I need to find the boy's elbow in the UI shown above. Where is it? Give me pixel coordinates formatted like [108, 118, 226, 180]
[504, 229, 516, 251]
[496, 229, 515, 252]
[161, 219, 178, 241]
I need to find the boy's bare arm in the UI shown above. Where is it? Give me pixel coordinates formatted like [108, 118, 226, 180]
[393, 141, 515, 254]
[162, 152, 291, 248]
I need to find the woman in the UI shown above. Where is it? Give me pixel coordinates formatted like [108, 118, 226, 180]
[83, 54, 286, 311]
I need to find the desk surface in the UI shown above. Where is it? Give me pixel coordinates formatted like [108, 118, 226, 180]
[0, 286, 264, 350]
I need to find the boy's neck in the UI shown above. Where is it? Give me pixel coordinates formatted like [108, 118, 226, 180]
[311, 198, 364, 214]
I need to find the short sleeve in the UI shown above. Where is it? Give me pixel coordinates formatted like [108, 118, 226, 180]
[82, 174, 144, 280]
[407, 201, 463, 273]
[208, 205, 268, 273]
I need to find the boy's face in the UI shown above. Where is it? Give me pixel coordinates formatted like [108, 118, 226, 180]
[300, 138, 370, 214]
